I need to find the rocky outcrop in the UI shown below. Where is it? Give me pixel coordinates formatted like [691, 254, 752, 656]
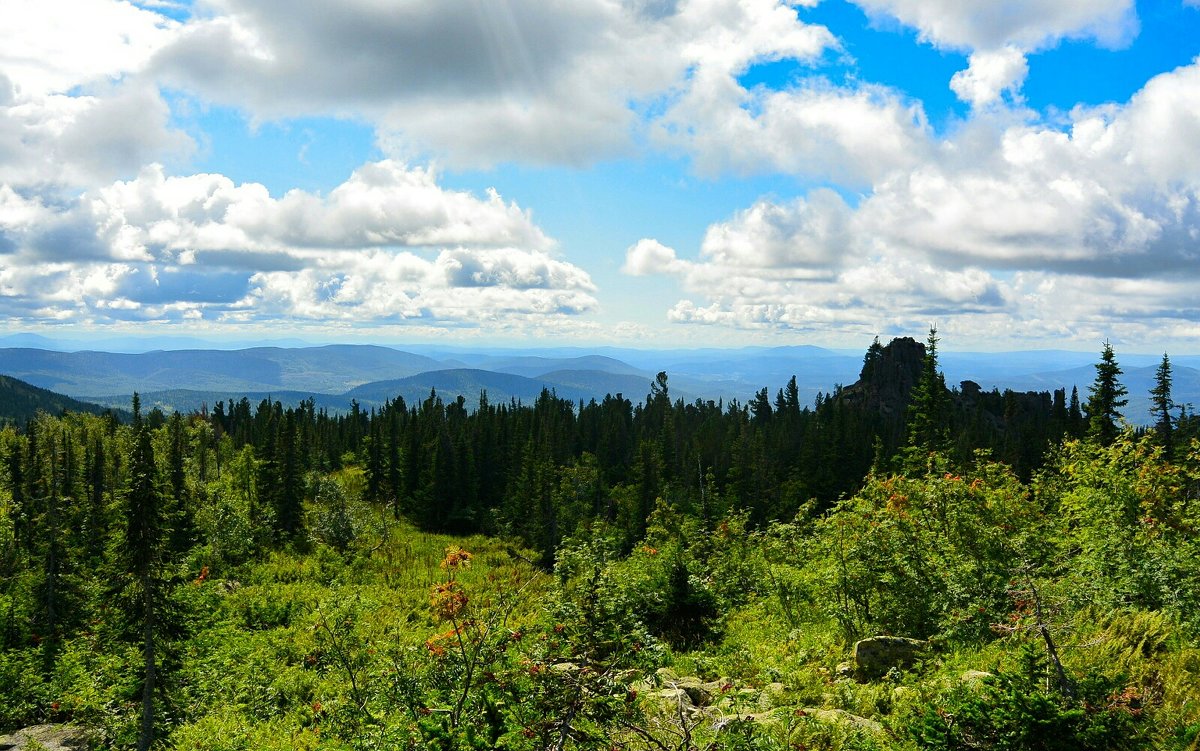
[852, 635, 928, 680]
[0, 725, 92, 751]
[641, 671, 884, 741]
[838, 337, 926, 418]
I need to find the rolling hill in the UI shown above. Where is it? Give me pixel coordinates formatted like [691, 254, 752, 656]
[0, 374, 125, 424]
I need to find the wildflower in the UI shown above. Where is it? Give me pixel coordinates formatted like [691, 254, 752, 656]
[440, 546, 473, 571]
[425, 629, 457, 657]
[430, 581, 469, 620]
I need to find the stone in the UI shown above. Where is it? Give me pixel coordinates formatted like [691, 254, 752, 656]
[960, 670, 993, 682]
[654, 687, 693, 707]
[674, 677, 719, 707]
[800, 708, 884, 734]
[653, 666, 680, 686]
[713, 711, 778, 731]
[852, 636, 927, 680]
[0, 725, 91, 751]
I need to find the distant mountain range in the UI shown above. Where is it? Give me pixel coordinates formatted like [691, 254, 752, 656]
[0, 339, 1195, 425]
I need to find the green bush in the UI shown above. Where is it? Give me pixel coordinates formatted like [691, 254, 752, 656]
[914, 646, 1152, 751]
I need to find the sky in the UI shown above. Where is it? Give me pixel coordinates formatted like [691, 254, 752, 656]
[1, 0, 1199, 353]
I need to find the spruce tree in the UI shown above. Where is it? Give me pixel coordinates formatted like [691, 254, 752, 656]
[1067, 386, 1083, 436]
[1150, 353, 1174, 454]
[1085, 340, 1128, 446]
[124, 394, 165, 751]
[905, 326, 948, 464]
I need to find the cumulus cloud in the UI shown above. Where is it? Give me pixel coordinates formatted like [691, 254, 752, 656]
[0, 2, 193, 193]
[622, 239, 685, 276]
[149, 0, 842, 169]
[0, 160, 597, 326]
[864, 58, 1200, 274]
[698, 190, 854, 274]
[949, 47, 1029, 107]
[79, 160, 551, 262]
[850, 0, 1137, 51]
[242, 247, 597, 323]
[0, 0, 179, 97]
[0, 83, 194, 190]
[655, 78, 930, 185]
[852, 0, 1136, 110]
[630, 58, 1200, 341]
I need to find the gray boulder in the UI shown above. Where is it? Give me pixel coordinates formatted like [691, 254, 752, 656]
[852, 636, 927, 680]
[0, 725, 92, 751]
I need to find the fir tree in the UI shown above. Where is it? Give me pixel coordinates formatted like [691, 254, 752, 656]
[1085, 340, 1128, 446]
[1068, 386, 1083, 436]
[905, 326, 948, 464]
[1150, 353, 1174, 454]
[124, 394, 165, 751]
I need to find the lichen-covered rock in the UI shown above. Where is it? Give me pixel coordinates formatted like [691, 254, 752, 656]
[653, 666, 680, 686]
[653, 687, 693, 707]
[674, 677, 722, 707]
[852, 636, 927, 680]
[960, 670, 994, 687]
[0, 724, 92, 751]
[797, 708, 884, 734]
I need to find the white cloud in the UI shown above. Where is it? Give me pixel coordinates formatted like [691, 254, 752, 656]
[852, 0, 1135, 112]
[631, 58, 1200, 341]
[699, 189, 853, 273]
[622, 239, 685, 276]
[241, 247, 598, 324]
[656, 78, 930, 184]
[850, 0, 1137, 51]
[0, 79, 192, 190]
[69, 160, 550, 265]
[0, 0, 179, 97]
[0, 160, 598, 326]
[151, 0, 839, 168]
[949, 47, 1029, 107]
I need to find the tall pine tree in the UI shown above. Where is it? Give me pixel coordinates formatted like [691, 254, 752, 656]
[1085, 340, 1128, 446]
[124, 394, 165, 751]
[1150, 352, 1174, 454]
[905, 326, 948, 467]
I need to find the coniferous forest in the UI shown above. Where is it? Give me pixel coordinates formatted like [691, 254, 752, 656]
[3, 332, 1200, 750]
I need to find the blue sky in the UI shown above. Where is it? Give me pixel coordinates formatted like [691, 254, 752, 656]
[0, 0, 1199, 352]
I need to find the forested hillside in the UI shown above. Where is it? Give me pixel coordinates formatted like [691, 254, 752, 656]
[2, 333, 1199, 750]
[0, 375, 123, 426]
